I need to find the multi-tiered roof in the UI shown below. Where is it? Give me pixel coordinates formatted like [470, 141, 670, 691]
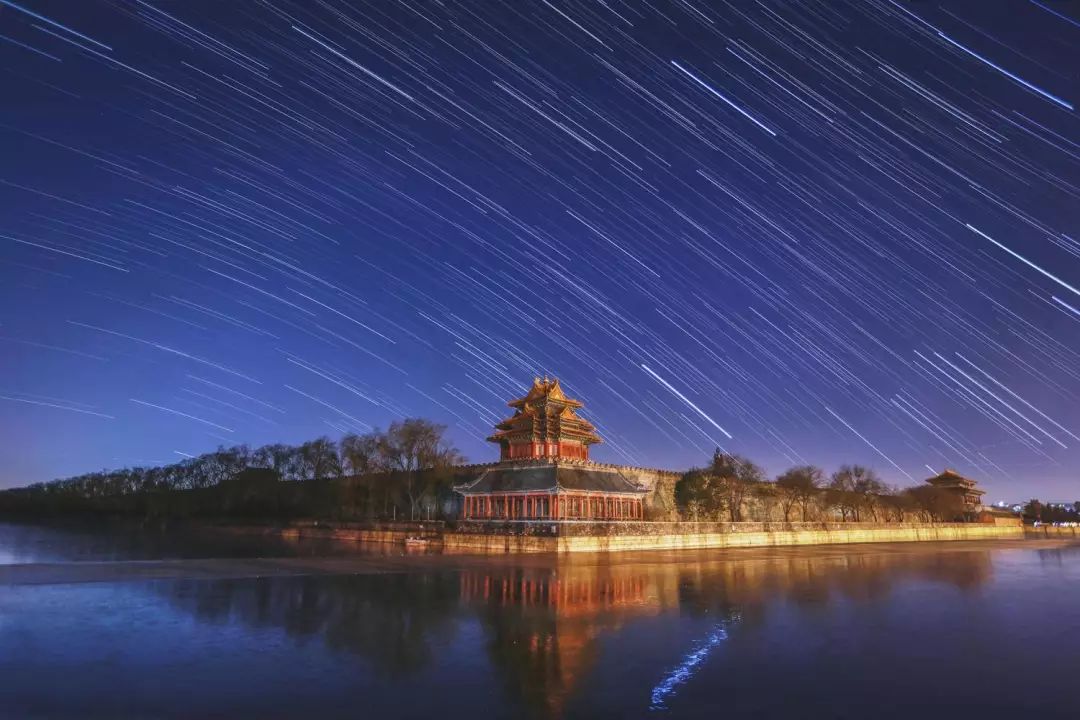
[926, 468, 984, 496]
[459, 377, 646, 521]
[925, 468, 986, 520]
[487, 377, 602, 462]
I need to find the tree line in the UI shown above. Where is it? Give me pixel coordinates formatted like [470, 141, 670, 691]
[674, 450, 981, 523]
[0, 419, 464, 522]
[1022, 500, 1080, 525]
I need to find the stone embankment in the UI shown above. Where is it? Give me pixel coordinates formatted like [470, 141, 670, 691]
[234, 518, 1024, 554]
[1024, 525, 1080, 539]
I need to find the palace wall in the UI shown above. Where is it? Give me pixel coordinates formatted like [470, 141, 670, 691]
[1024, 524, 1080, 538]
[576, 463, 682, 519]
[248, 518, 1023, 553]
[441, 520, 1022, 553]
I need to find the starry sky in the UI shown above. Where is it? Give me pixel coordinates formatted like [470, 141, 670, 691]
[2, 0, 1078, 500]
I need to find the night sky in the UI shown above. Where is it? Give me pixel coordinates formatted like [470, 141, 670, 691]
[2, 0, 1078, 499]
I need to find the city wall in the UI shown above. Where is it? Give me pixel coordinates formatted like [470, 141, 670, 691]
[250, 518, 1024, 554]
[1024, 525, 1080, 539]
[442, 520, 1022, 553]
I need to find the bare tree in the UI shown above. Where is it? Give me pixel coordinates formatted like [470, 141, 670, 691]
[905, 484, 956, 522]
[296, 437, 342, 481]
[252, 443, 296, 479]
[828, 465, 886, 521]
[338, 432, 388, 518]
[340, 432, 386, 475]
[378, 419, 463, 520]
[753, 482, 779, 522]
[775, 465, 823, 521]
[674, 469, 712, 520]
[709, 450, 763, 522]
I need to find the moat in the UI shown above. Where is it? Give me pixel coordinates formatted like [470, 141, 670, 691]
[1, 522, 1077, 719]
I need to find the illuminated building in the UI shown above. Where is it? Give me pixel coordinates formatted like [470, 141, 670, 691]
[457, 377, 648, 520]
[925, 468, 986, 520]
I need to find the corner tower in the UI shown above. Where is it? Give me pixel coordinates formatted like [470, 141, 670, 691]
[487, 377, 602, 462]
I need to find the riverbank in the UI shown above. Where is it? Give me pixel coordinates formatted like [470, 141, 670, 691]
[1025, 524, 1080, 538]
[221, 518, 1025, 554]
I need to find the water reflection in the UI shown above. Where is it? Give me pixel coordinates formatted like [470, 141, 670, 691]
[0, 520, 350, 563]
[461, 563, 677, 717]
[153, 548, 994, 718]
[166, 573, 463, 675]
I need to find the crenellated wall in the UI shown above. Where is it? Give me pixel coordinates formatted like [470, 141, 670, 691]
[441, 520, 1023, 553]
[1024, 525, 1079, 538]
[245, 517, 1024, 553]
[595, 464, 681, 519]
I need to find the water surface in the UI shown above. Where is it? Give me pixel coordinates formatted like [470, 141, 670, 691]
[1, 522, 1077, 719]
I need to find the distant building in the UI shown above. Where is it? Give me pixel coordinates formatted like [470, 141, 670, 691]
[925, 468, 986, 521]
[457, 377, 649, 521]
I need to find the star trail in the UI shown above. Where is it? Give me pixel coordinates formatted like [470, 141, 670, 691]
[1, 0, 1078, 498]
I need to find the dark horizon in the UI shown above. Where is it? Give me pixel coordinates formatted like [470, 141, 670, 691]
[2, 1, 1079, 499]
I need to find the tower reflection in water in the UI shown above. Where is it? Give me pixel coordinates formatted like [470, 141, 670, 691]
[161, 548, 993, 717]
[459, 563, 671, 717]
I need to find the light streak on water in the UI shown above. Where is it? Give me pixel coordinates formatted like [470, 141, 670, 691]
[650, 618, 737, 711]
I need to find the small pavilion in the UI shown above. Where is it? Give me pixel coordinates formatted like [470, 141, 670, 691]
[457, 377, 647, 521]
